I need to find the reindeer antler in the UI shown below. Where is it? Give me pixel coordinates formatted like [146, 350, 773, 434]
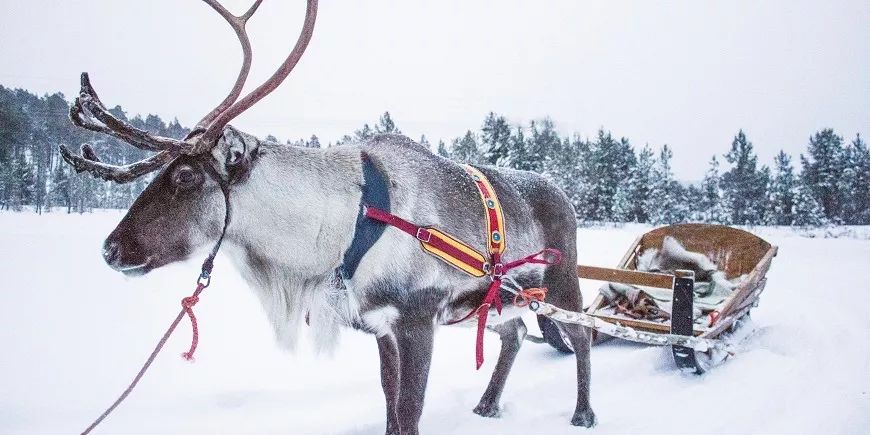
[60, 0, 319, 183]
[199, 0, 319, 147]
[195, 0, 264, 131]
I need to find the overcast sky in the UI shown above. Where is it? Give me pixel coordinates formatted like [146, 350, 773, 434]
[1, 0, 867, 180]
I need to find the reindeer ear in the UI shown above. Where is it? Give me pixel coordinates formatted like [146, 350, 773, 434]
[213, 125, 258, 183]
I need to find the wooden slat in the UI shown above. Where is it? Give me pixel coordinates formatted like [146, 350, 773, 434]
[699, 302, 754, 339]
[617, 235, 643, 268]
[585, 236, 643, 316]
[588, 313, 705, 336]
[577, 265, 675, 289]
[717, 245, 777, 320]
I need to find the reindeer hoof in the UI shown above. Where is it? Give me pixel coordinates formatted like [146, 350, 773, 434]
[473, 401, 501, 418]
[571, 408, 597, 428]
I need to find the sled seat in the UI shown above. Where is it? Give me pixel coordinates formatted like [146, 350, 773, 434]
[581, 224, 777, 338]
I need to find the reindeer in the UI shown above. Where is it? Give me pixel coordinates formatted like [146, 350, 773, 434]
[60, 1, 596, 433]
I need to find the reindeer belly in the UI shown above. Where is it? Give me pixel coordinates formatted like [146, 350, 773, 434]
[438, 270, 544, 326]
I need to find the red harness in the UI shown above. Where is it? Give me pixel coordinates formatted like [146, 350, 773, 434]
[365, 165, 561, 369]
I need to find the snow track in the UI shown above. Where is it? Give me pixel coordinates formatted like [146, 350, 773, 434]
[1, 213, 868, 434]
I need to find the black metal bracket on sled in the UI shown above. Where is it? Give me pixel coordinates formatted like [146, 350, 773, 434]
[670, 270, 700, 373]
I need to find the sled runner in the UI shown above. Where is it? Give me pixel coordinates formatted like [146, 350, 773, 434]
[536, 223, 777, 373]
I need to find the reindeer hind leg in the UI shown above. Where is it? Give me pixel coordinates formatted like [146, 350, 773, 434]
[544, 266, 597, 428]
[473, 317, 527, 418]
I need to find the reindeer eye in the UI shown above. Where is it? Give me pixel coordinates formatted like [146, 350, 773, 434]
[172, 165, 203, 189]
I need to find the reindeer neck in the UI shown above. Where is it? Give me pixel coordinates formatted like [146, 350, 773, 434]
[226, 142, 364, 280]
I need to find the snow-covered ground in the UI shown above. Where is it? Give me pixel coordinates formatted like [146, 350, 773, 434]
[1, 211, 868, 434]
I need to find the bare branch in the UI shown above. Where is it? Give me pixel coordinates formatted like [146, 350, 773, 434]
[200, 0, 319, 147]
[59, 145, 174, 184]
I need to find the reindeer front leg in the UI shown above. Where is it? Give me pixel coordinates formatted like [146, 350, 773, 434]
[376, 334, 400, 435]
[393, 315, 435, 435]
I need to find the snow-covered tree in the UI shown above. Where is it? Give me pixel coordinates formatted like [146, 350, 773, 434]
[375, 111, 401, 135]
[698, 156, 729, 224]
[419, 134, 430, 150]
[800, 128, 845, 222]
[579, 129, 635, 221]
[436, 140, 450, 158]
[451, 130, 483, 164]
[721, 130, 770, 225]
[354, 123, 374, 141]
[305, 135, 321, 148]
[646, 145, 687, 224]
[793, 181, 828, 226]
[767, 151, 797, 225]
[839, 133, 870, 224]
[612, 183, 634, 222]
[480, 112, 511, 166]
[527, 119, 560, 174]
[504, 125, 530, 171]
[622, 145, 656, 223]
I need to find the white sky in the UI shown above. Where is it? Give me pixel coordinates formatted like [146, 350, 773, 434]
[1, 0, 867, 180]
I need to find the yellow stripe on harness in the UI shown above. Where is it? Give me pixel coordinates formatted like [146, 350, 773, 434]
[418, 228, 488, 277]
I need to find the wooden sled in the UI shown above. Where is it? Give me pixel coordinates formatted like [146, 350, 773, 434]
[537, 223, 777, 373]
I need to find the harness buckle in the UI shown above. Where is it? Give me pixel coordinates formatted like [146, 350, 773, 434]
[491, 263, 505, 278]
[416, 228, 432, 243]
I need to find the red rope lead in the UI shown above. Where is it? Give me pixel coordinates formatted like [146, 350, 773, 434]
[80, 280, 207, 435]
[180, 292, 202, 361]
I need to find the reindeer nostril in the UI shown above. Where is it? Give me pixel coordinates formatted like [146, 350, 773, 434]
[103, 241, 120, 265]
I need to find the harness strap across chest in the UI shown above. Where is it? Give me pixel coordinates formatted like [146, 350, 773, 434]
[362, 163, 561, 369]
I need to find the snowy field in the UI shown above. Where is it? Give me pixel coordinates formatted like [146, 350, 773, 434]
[1, 211, 868, 435]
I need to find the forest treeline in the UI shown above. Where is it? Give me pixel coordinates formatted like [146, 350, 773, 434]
[1, 84, 867, 226]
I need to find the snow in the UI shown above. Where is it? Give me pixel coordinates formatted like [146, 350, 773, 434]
[1, 212, 869, 434]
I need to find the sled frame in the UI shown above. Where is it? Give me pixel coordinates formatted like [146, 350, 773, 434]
[576, 224, 778, 373]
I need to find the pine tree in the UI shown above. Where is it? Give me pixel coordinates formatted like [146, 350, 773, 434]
[419, 134, 430, 150]
[625, 145, 655, 223]
[306, 135, 321, 148]
[793, 181, 828, 226]
[768, 151, 797, 225]
[480, 112, 511, 166]
[526, 119, 560, 174]
[646, 145, 688, 224]
[354, 123, 374, 141]
[9, 151, 33, 210]
[537, 122, 569, 191]
[375, 111, 401, 135]
[451, 130, 482, 164]
[567, 135, 595, 221]
[611, 183, 634, 222]
[839, 133, 870, 224]
[436, 140, 450, 158]
[699, 156, 729, 224]
[800, 128, 845, 222]
[50, 161, 71, 212]
[583, 130, 635, 221]
[504, 125, 530, 170]
[721, 130, 770, 225]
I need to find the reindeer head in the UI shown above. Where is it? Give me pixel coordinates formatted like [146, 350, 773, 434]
[60, 0, 318, 275]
